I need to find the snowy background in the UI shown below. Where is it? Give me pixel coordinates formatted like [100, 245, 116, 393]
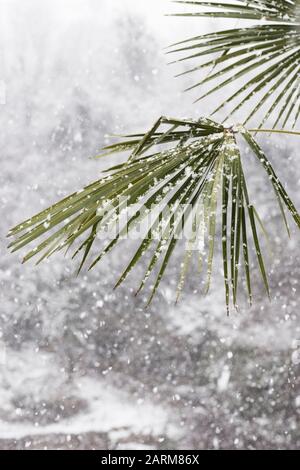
[0, 0, 300, 450]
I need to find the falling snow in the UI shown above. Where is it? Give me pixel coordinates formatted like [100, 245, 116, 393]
[0, 0, 300, 451]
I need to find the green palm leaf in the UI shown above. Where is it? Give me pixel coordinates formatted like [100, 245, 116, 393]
[168, 0, 300, 127]
[7, 117, 300, 309]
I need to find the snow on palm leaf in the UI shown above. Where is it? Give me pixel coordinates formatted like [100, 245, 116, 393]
[168, 0, 300, 128]
[7, 117, 300, 310]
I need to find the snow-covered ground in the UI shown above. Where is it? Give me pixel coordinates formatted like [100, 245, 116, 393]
[0, 0, 300, 449]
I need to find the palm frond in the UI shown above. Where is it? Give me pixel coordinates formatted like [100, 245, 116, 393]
[7, 117, 300, 309]
[168, 0, 300, 128]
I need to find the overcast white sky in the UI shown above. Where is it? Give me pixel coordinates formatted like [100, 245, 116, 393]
[0, 0, 219, 141]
